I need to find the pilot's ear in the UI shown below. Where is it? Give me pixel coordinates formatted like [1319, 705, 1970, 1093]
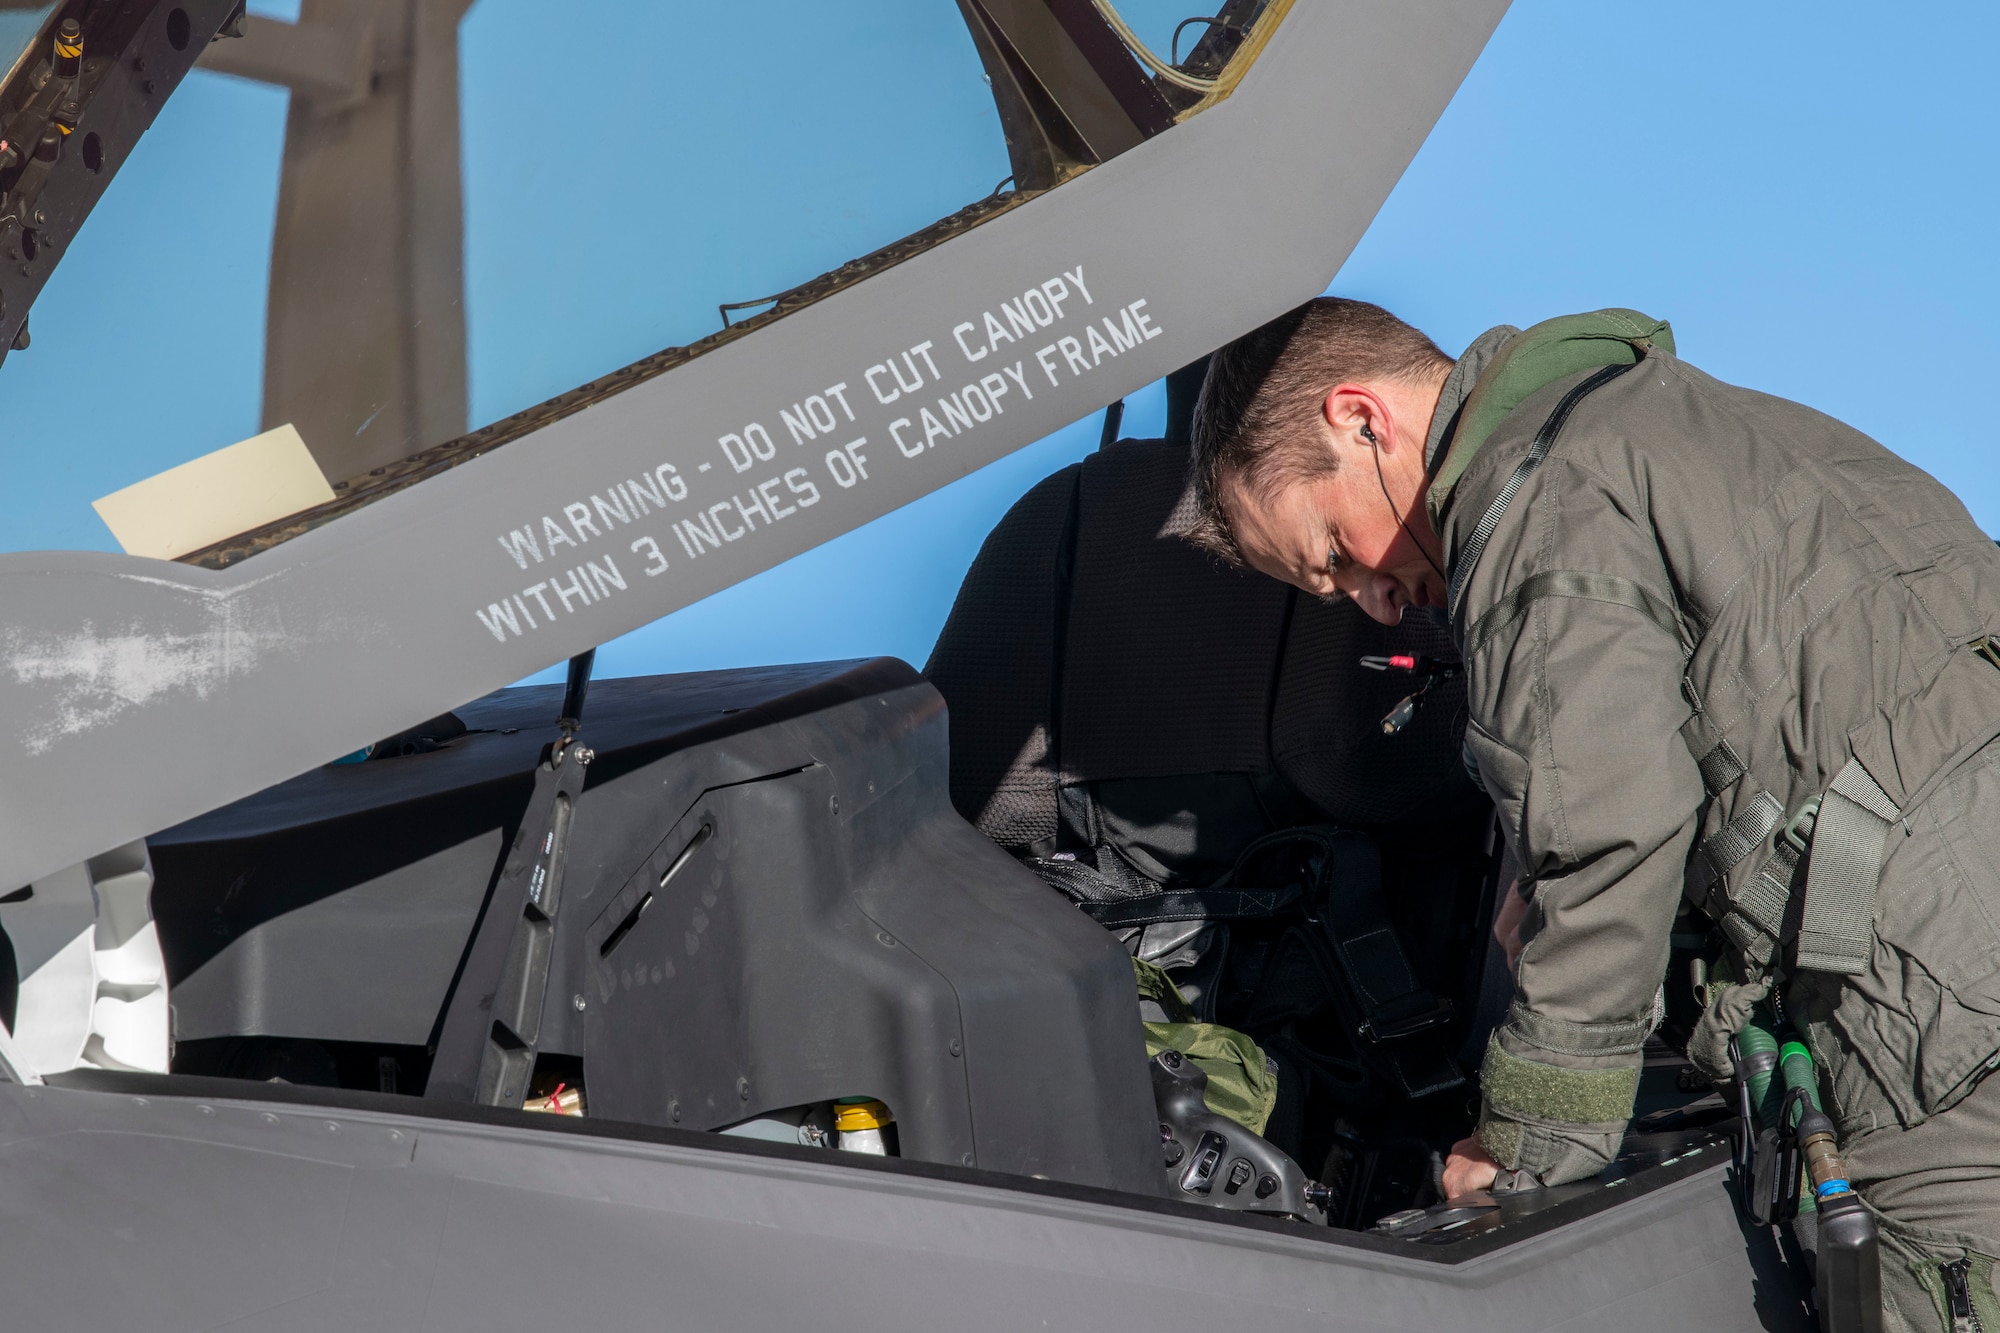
[1322, 385, 1381, 447]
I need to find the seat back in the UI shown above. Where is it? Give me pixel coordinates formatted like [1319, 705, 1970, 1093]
[926, 438, 1476, 878]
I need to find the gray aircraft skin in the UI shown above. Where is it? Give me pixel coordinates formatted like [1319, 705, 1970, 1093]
[0, 3, 1816, 1329]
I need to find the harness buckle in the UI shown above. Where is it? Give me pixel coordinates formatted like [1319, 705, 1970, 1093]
[1779, 797, 1821, 857]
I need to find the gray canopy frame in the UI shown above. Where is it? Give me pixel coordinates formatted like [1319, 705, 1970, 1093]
[0, 0, 1508, 890]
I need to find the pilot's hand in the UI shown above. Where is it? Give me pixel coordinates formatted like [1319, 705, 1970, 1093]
[1493, 878, 1530, 972]
[1442, 1135, 1500, 1198]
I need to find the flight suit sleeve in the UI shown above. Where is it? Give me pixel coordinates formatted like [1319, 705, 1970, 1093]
[1458, 461, 1706, 1186]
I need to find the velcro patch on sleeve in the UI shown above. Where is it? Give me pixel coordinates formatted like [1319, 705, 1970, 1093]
[1482, 1034, 1640, 1127]
[1477, 1108, 1525, 1168]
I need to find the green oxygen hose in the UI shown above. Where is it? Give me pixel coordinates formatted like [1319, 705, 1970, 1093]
[1737, 1007, 1881, 1331]
[1738, 1013, 1784, 1129]
[1777, 1039, 1820, 1116]
[1741, 1009, 1829, 1213]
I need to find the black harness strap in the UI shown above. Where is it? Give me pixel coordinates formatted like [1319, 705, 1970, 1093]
[1230, 828, 1464, 1100]
[1079, 885, 1303, 929]
[1304, 832, 1462, 1097]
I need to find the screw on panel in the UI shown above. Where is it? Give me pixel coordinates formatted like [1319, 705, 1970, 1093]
[737, 1077, 751, 1102]
[876, 931, 897, 948]
[960, 1152, 975, 1167]
[572, 994, 586, 1011]
[828, 794, 839, 814]
[948, 1038, 961, 1057]
[669, 1099, 681, 1122]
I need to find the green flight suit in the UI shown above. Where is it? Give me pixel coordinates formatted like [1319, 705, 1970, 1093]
[1426, 311, 2000, 1329]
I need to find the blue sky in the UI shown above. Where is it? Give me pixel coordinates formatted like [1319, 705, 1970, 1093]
[2, 2, 1994, 688]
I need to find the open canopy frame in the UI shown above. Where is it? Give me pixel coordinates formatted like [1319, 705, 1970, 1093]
[0, 0, 1508, 889]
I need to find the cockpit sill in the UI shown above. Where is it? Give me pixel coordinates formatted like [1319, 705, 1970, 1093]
[35, 1064, 1736, 1263]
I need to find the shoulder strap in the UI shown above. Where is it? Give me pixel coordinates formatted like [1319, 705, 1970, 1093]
[1794, 759, 1901, 976]
[1699, 755, 1901, 978]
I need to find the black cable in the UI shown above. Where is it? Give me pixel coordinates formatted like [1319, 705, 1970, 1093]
[1171, 16, 1244, 66]
[1371, 430, 1448, 589]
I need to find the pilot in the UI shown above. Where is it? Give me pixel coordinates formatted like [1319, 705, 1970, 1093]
[1179, 297, 2000, 1329]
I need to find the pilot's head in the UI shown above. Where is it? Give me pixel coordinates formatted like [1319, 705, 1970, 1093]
[1181, 298, 1451, 627]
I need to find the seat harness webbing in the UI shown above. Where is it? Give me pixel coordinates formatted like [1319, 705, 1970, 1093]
[1688, 707, 1904, 976]
[1795, 759, 1902, 976]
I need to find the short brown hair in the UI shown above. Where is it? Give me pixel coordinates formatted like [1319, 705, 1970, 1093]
[1182, 298, 1449, 565]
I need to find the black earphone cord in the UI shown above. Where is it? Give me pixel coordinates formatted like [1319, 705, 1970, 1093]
[1368, 426, 1449, 588]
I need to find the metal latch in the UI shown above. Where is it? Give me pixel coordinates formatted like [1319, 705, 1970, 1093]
[1780, 796, 1822, 856]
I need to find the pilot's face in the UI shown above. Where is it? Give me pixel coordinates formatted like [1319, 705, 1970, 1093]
[1218, 427, 1445, 626]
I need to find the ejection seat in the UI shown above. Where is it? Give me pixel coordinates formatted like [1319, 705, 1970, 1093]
[925, 427, 1507, 1225]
